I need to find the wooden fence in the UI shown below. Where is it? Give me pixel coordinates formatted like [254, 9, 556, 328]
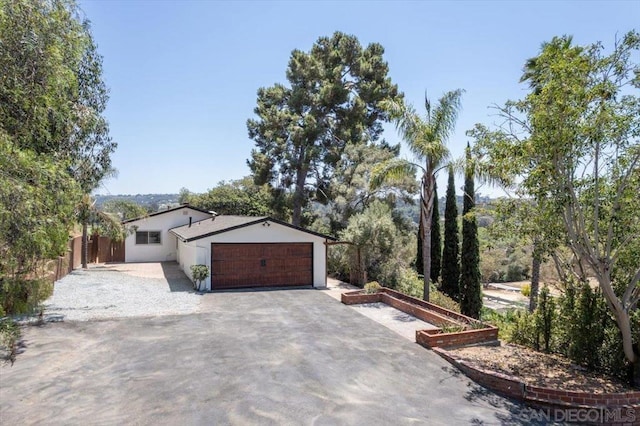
[51, 235, 125, 282]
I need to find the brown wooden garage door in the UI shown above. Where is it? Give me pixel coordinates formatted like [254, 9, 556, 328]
[211, 243, 313, 289]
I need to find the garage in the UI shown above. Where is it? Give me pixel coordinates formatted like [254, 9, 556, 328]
[170, 216, 335, 291]
[211, 243, 312, 289]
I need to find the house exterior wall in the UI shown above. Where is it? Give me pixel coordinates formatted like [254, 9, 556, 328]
[124, 209, 212, 263]
[176, 221, 328, 291]
[177, 240, 208, 283]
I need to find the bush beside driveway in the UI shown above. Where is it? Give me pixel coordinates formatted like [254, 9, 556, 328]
[0, 288, 529, 425]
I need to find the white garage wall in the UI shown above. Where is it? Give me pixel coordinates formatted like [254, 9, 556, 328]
[125, 208, 212, 263]
[177, 239, 213, 288]
[177, 240, 197, 280]
[178, 221, 328, 291]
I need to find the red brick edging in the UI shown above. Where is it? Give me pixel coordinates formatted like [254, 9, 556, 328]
[434, 347, 640, 423]
[341, 288, 498, 348]
[342, 288, 639, 424]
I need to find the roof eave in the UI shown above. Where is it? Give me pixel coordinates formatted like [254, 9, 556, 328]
[178, 216, 336, 242]
[122, 205, 214, 224]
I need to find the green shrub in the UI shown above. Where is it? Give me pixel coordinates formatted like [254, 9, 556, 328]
[482, 308, 519, 340]
[533, 286, 555, 352]
[521, 283, 531, 297]
[505, 279, 633, 383]
[396, 268, 423, 299]
[429, 287, 461, 313]
[567, 283, 606, 368]
[363, 281, 382, 294]
[510, 310, 536, 347]
[393, 268, 461, 312]
[190, 264, 210, 291]
[505, 262, 529, 282]
[0, 317, 20, 364]
[0, 278, 53, 316]
[337, 201, 416, 287]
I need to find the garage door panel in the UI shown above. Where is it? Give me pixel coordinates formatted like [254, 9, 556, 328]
[211, 243, 313, 289]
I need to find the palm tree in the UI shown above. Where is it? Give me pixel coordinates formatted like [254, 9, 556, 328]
[372, 89, 464, 301]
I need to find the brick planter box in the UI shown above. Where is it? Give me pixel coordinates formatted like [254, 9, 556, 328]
[342, 288, 498, 349]
[341, 291, 382, 305]
[434, 347, 640, 425]
[416, 327, 499, 349]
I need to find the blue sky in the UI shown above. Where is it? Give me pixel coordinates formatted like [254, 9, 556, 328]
[80, 0, 639, 197]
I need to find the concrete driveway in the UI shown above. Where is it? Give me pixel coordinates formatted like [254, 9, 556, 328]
[1, 289, 527, 425]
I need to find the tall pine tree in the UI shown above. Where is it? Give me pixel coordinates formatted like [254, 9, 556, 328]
[440, 167, 460, 300]
[247, 32, 401, 226]
[430, 185, 441, 284]
[460, 144, 482, 318]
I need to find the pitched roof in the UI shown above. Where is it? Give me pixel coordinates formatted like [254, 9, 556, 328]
[170, 215, 336, 242]
[122, 204, 215, 224]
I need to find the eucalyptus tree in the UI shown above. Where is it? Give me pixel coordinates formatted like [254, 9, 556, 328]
[247, 32, 401, 226]
[0, 0, 116, 190]
[372, 90, 464, 301]
[1, 0, 117, 273]
[470, 31, 640, 386]
[1, 132, 79, 313]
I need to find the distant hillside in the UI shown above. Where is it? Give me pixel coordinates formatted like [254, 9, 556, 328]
[94, 192, 498, 220]
[94, 193, 180, 211]
[396, 194, 496, 225]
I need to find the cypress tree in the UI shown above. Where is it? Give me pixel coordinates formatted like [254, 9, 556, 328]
[441, 167, 460, 300]
[430, 185, 441, 284]
[460, 144, 482, 318]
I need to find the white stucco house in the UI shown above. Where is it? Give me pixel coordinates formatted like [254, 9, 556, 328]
[170, 216, 335, 291]
[122, 205, 214, 263]
[122, 205, 335, 291]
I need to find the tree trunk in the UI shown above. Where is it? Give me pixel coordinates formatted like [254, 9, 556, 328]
[422, 207, 431, 301]
[421, 172, 436, 301]
[291, 165, 307, 227]
[598, 273, 639, 387]
[529, 253, 541, 312]
[416, 213, 423, 276]
[81, 221, 88, 269]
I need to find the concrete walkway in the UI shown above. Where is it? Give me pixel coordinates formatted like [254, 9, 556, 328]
[322, 278, 439, 341]
[350, 302, 439, 340]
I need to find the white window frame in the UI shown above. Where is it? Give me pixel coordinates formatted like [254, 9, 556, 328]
[135, 230, 162, 245]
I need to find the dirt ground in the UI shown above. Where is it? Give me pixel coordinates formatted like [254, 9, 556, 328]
[448, 343, 633, 393]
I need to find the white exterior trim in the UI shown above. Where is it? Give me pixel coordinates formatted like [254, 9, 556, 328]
[124, 208, 212, 262]
[176, 220, 328, 290]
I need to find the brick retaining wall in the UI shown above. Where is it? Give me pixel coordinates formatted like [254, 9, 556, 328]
[434, 347, 640, 425]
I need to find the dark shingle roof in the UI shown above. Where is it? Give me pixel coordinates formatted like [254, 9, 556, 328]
[170, 215, 336, 242]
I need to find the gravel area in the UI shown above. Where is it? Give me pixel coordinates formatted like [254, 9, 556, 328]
[43, 263, 202, 321]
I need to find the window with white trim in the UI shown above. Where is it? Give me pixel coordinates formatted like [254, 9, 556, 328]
[136, 231, 162, 245]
